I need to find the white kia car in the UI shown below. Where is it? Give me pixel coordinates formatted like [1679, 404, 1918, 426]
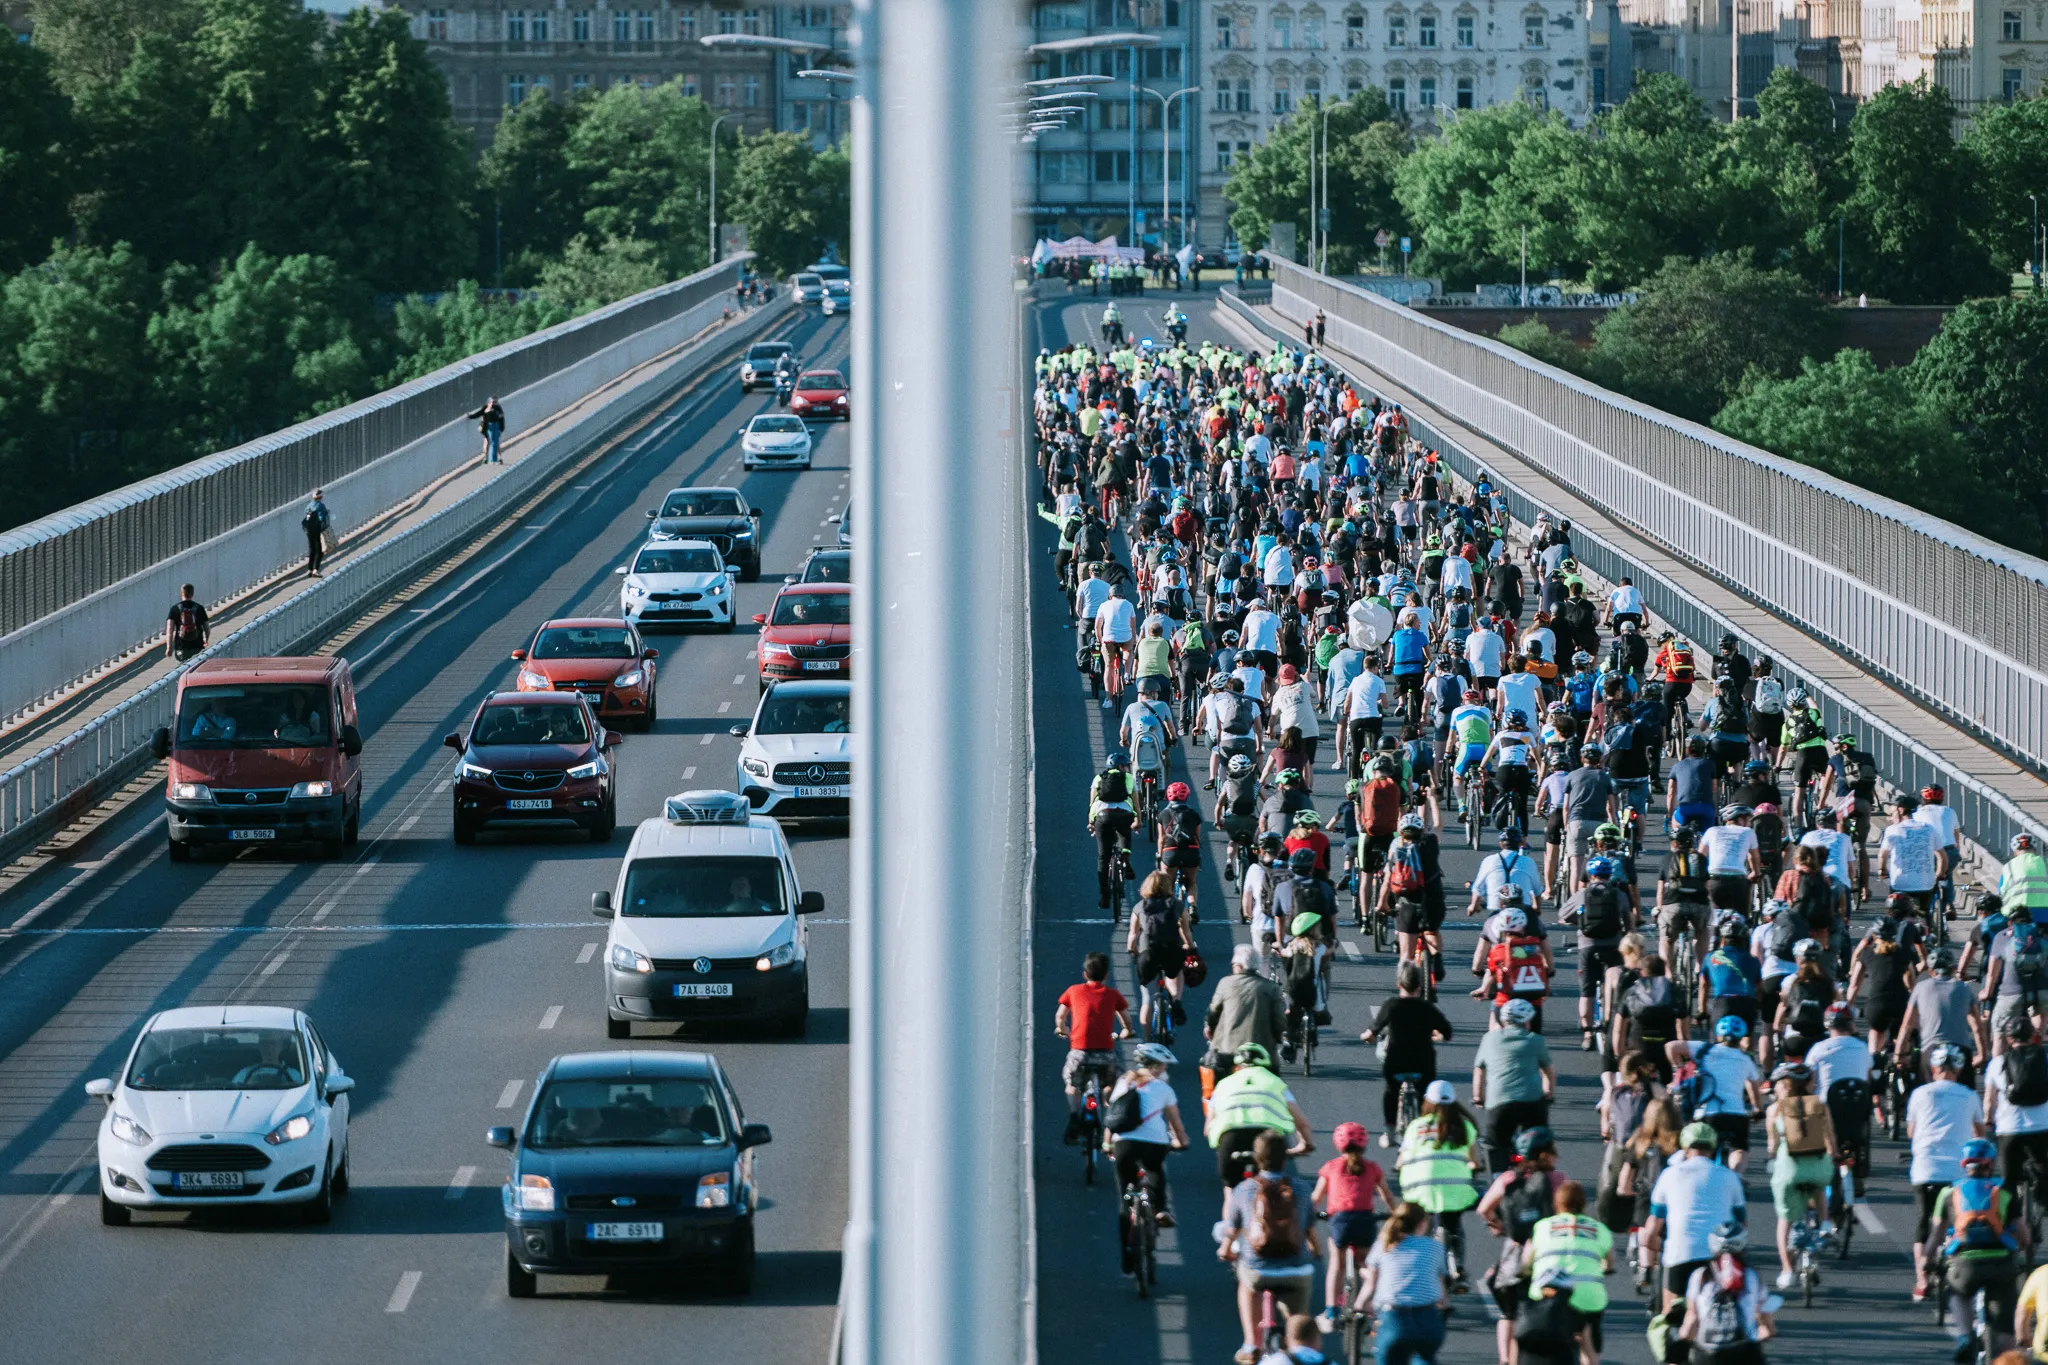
[616, 539, 737, 631]
[739, 413, 815, 471]
[730, 680, 850, 822]
[89, 1005, 353, 1225]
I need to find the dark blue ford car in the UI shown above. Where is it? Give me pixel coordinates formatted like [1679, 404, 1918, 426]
[487, 1051, 771, 1296]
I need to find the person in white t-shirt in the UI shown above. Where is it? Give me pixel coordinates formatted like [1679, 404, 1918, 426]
[1464, 621, 1505, 690]
[1906, 1043, 1985, 1300]
[1606, 577, 1645, 631]
[1699, 807, 1761, 915]
[1878, 794, 1945, 912]
[1440, 552, 1474, 601]
[1095, 593, 1137, 710]
[1344, 663, 1388, 779]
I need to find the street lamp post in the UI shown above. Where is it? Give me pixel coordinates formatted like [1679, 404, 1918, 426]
[2032, 194, 2041, 291]
[1138, 86, 1199, 252]
[709, 112, 734, 269]
[1028, 33, 1160, 248]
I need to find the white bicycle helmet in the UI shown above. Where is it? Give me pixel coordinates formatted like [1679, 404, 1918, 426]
[1499, 998, 1537, 1026]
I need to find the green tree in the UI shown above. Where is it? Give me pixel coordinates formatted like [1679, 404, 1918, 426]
[381, 280, 573, 386]
[297, 7, 474, 293]
[1717, 69, 1852, 288]
[565, 80, 714, 274]
[1913, 294, 2048, 545]
[725, 130, 825, 276]
[478, 87, 592, 282]
[1846, 81, 2001, 302]
[535, 235, 666, 310]
[1496, 318, 1587, 373]
[809, 141, 851, 262]
[1393, 101, 1539, 285]
[1586, 254, 1837, 421]
[0, 38, 75, 274]
[1964, 94, 2048, 276]
[190, 0, 326, 259]
[1224, 91, 1408, 273]
[1574, 75, 1734, 288]
[1490, 113, 1600, 286]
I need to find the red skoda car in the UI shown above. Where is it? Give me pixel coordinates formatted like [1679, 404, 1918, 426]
[752, 584, 851, 691]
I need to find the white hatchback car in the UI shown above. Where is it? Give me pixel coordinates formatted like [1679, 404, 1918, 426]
[89, 1005, 353, 1225]
[740, 413, 814, 471]
[730, 680, 850, 822]
[616, 539, 737, 630]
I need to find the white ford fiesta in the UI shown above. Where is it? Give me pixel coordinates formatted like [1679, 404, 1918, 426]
[89, 1005, 354, 1225]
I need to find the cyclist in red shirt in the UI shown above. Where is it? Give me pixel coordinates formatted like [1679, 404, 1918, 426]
[1284, 809, 1334, 878]
[1055, 951, 1131, 1143]
[1359, 755, 1405, 878]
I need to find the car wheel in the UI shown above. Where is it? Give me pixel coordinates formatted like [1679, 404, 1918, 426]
[641, 690, 658, 729]
[331, 1143, 351, 1197]
[301, 1161, 334, 1225]
[507, 1248, 538, 1299]
[589, 805, 615, 843]
[166, 838, 192, 864]
[319, 836, 344, 859]
[453, 815, 476, 846]
[606, 1015, 631, 1040]
[780, 1000, 810, 1039]
[720, 615, 736, 634]
[342, 801, 360, 848]
[723, 1220, 756, 1295]
[99, 1189, 131, 1227]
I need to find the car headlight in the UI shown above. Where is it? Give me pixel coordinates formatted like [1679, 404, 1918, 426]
[171, 783, 212, 803]
[518, 669, 550, 690]
[566, 759, 602, 780]
[696, 1172, 731, 1208]
[734, 527, 753, 539]
[289, 781, 333, 799]
[755, 941, 798, 971]
[609, 943, 652, 974]
[614, 668, 643, 689]
[834, 395, 848, 405]
[623, 582, 646, 599]
[740, 756, 769, 779]
[264, 1112, 315, 1146]
[110, 1112, 151, 1147]
[791, 396, 809, 408]
[706, 578, 726, 596]
[459, 762, 492, 780]
[516, 1174, 555, 1211]
[761, 642, 792, 657]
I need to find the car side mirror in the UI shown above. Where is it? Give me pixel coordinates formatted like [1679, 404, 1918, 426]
[726, 565, 739, 577]
[601, 731, 622, 749]
[751, 613, 768, 626]
[443, 733, 463, 750]
[642, 647, 659, 660]
[341, 725, 363, 757]
[85, 1078, 115, 1101]
[645, 509, 656, 519]
[325, 1075, 355, 1099]
[798, 891, 826, 916]
[729, 724, 749, 738]
[486, 1126, 516, 1149]
[828, 514, 841, 524]
[591, 891, 614, 918]
[738, 1122, 773, 1150]
[510, 649, 527, 661]
[150, 727, 172, 760]
[750, 509, 763, 521]
[614, 565, 628, 576]
[783, 575, 798, 586]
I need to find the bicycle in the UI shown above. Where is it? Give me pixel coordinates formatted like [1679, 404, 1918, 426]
[1334, 1239, 1375, 1365]
[1105, 844, 1131, 923]
[1138, 958, 1178, 1046]
[1077, 1065, 1111, 1186]
[1133, 768, 1161, 841]
[1392, 1074, 1423, 1139]
[1120, 1169, 1160, 1298]
[1789, 1197, 1827, 1308]
[1460, 766, 1486, 850]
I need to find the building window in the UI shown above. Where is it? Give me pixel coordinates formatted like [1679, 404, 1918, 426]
[1346, 72, 1364, 92]
[1419, 74, 1437, 105]
[1305, 75, 1322, 102]
[743, 74, 760, 106]
[507, 10, 526, 40]
[1388, 14, 1407, 46]
[1388, 75, 1407, 109]
[1456, 73, 1474, 105]
[425, 8, 448, 40]
[716, 74, 737, 104]
[1216, 11, 1236, 46]
[635, 72, 658, 89]
[718, 10, 739, 35]
[1523, 70, 1547, 105]
[1456, 13, 1474, 46]
[1274, 13, 1292, 48]
[530, 10, 550, 41]
[1165, 48, 1182, 76]
[572, 8, 590, 40]
[1094, 149, 1131, 181]
[680, 72, 699, 96]
[1418, 11, 1437, 46]
[2006, 66, 2025, 99]
[573, 72, 592, 91]
[614, 11, 631, 41]
[2005, 9, 2023, 38]
[1346, 13, 1367, 47]
[508, 73, 527, 104]
[1215, 83, 1233, 110]
[1236, 13, 1254, 46]
[637, 10, 655, 40]
[1100, 100, 1130, 129]
[678, 12, 697, 40]
[742, 9, 764, 35]
[1304, 12, 1325, 46]
[1040, 149, 1090, 183]
[1217, 140, 1235, 169]
[1236, 78, 1253, 110]
[1524, 12, 1545, 45]
[1274, 75, 1293, 112]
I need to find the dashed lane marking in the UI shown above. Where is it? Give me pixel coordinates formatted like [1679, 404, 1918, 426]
[1853, 1204, 1887, 1235]
[1343, 940, 1363, 961]
[260, 950, 290, 977]
[386, 1271, 422, 1313]
[446, 1166, 476, 1199]
[539, 1005, 562, 1030]
[576, 942, 598, 964]
[496, 1079, 524, 1109]
[681, 767, 696, 780]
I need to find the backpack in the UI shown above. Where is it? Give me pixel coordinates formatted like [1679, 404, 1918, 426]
[1715, 693, 1748, 734]
[1671, 1058, 1710, 1120]
[1500, 1171, 1552, 1244]
[1785, 981, 1827, 1038]
[1096, 769, 1130, 804]
[1387, 838, 1426, 897]
[1788, 708, 1824, 746]
[1692, 1268, 1751, 1350]
[1224, 777, 1259, 818]
[172, 600, 204, 649]
[1218, 693, 1254, 736]
[1250, 1176, 1304, 1258]
[1752, 676, 1786, 714]
[1135, 896, 1178, 955]
[1604, 635, 1634, 677]
[1578, 882, 1625, 940]
[1603, 718, 1638, 761]
[1779, 1094, 1829, 1155]
[1623, 975, 1679, 1044]
[1849, 750, 1879, 789]
[1766, 905, 1804, 962]
[1667, 645, 1696, 682]
[1498, 935, 1551, 999]
[2006, 1042, 2048, 1108]
[1948, 1177, 2012, 1254]
[1075, 522, 1109, 560]
[2014, 924, 2048, 1001]
[1161, 804, 1201, 849]
[1105, 1085, 1148, 1134]
[1566, 672, 1597, 714]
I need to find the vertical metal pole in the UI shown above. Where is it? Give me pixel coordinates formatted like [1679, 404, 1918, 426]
[1306, 101, 1316, 272]
[1128, 44, 1139, 240]
[1161, 94, 1171, 250]
[848, 4, 1028, 1365]
[1319, 104, 1329, 270]
[1521, 226, 1527, 308]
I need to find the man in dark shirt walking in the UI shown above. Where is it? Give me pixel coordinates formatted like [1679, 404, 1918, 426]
[165, 584, 210, 661]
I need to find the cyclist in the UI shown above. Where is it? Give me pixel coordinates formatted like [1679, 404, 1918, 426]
[1676, 1219, 1779, 1364]
[1477, 1124, 1569, 1364]
[1644, 1124, 1749, 1313]
[1126, 870, 1195, 1035]
[1761, 1061, 1836, 1289]
[1562, 855, 1634, 1052]
[1927, 1137, 2029, 1361]
[1395, 1079, 1484, 1292]
[1358, 756, 1405, 885]
[1878, 793, 1945, 920]
[1448, 687, 1495, 815]
[1699, 677, 1751, 782]
[1685, 1016, 1764, 1175]
[1908, 1042, 1986, 1303]
[1988, 1013, 2048, 1216]
[1700, 806, 1761, 920]
[1826, 733, 1878, 900]
[1667, 735, 1720, 835]
[1088, 752, 1138, 911]
[1475, 996, 1555, 1169]
[1916, 785, 1963, 923]
[1900, 947, 1984, 1085]
[1847, 916, 1916, 1061]
[1312, 1121, 1397, 1332]
[1482, 708, 1539, 834]
[1215, 753, 1263, 881]
[1054, 951, 1132, 1143]
[2003, 831, 2048, 927]
[1363, 961, 1456, 1141]
[1381, 814, 1449, 984]
[1283, 808, 1334, 882]
[1107, 1041, 1188, 1240]
[1206, 1042, 1315, 1189]
[1771, 940, 1835, 1065]
[1122, 678, 1178, 800]
[1526, 1180, 1615, 1365]
[1219, 1131, 1323, 1365]
[1093, 585, 1139, 711]
[1155, 781, 1205, 913]
[1699, 913, 1763, 1039]
[1980, 900, 2048, 1051]
[1261, 768, 1315, 840]
[1560, 743, 1617, 892]
[1657, 823, 1715, 986]
[1652, 631, 1696, 726]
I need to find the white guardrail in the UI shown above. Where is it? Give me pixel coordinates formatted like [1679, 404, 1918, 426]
[0, 297, 790, 858]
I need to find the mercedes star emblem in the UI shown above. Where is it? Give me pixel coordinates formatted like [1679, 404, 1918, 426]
[806, 764, 827, 785]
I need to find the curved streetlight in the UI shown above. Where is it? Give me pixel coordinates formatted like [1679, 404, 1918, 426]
[797, 69, 855, 83]
[1136, 85, 1199, 251]
[709, 112, 736, 269]
[1023, 73, 1116, 90]
[698, 32, 834, 54]
[1028, 33, 1162, 239]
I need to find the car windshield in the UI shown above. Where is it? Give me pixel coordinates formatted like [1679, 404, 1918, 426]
[474, 703, 590, 747]
[801, 553, 850, 583]
[810, 264, 848, 281]
[755, 691, 851, 735]
[532, 626, 635, 659]
[175, 684, 333, 748]
[620, 856, 786, 918]
[795, 273, 822, 287]
[635, 547, 720, 574]
[799, 372, 845, 389]
[127, 1027, 309, 1091]
[746, 343, 790, 361]
[771, 592, 851, 627]
[660, 491, 743, 517]
[750, 416, 805, 434]
[527, 1078, 729, 1149]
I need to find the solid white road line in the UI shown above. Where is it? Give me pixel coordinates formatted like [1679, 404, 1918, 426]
[386, 1271, 423, 1313]
[496, 1078, 524, 1108]
[538, 1005, 562, 1030]
[576, 942, 598, 964]
[446, 1166, 476, 1199]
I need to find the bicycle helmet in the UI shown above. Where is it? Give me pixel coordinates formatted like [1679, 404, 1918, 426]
[1586, 856, 1616, 880]
[1513, 1125, 1557, 1159]
[1424, 1079, 1457, 1104]
[1223, 629, 1241, 645]
[1545, 742, 1569, 764]
[2005, 1011, 2038, 1042]
[1932, 946, 1958, 974]
[1593, 822, 1623, 844]
[1922, 784, 1946, 803]
[2015, 833, 2037, 853]
[1718, 634, 1738, 652]
[1753, 802, 1779, 817]
[1642, 681, 1665, 701]
[1928, 1042, 1967, 1073]
[1707, 1220, 1748, 1256]
[1346, 778, 1363, 796]
[1370, 757, 1397, 778]
[1892, 793, 1920, 814]
[1233, 1042, 1274, 1070]
[1714, 1015, 1749, 1041]
[1681, 1121, 1720, 1152]
[1399, 812, 1425, 831]
[1572, 650, 1594, 667]
[1258, 833, 1287, 853]
[1546, 700, 1571, 716]
[1279, 769, 1304, 786]
[1334, 1121, 1370, 1152]
[1462, 688, 1484, 703]
[1685, 735, 1709, 755]
[1499, 827, 1526, 850]
[1715, 912, 1746, 941]
[1824, 1001, 1855, 1029]
[1792, 938, 1822, 964]
[1720, 804, 1752, 822]
[1831, 733, 1857, 749]
[1131, 1042, 1176, 1067]
[1785, 687, 1808, 706]
[1506, 709, 1530, 729]
[1577, 740, 1607, 759]
[1106, 750, 1129, 769]
[1671, 824, 1699, 850]
[1290, 910, 1324, 937]
[1288, 844, 1321, 873]
[1742, 759, 1770, 777]
[1962, 1137, 2000, 1171]
[1228, 753, 1253, 776]
[1498, 909, 1530, 934]
[1770, 1062, 1812, 1086]
[1165, 781, 1191, 802]
[1499, 998, 1537, 1026]
[1436, 656, 1457, 673]
[1292, 809, 1322, 829]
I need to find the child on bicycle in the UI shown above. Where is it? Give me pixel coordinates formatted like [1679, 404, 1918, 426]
[1314, 1121, 1397, 1332]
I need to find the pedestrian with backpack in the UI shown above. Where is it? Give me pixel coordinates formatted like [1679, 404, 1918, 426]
[164, 584, 210, 662]
[1675, 1220, 1778, 1365]
[1219, 1130, 1323, 1364]
[300, 489, 332, 577]
[1477, 1125, 1569, 1365]
[1562, 856, 1635, 1052]
[466, 395, 507, 463]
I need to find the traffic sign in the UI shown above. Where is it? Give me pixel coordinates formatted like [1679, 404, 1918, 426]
[1399, 236, 1412, 254]
[1375, 230, 1391, 248]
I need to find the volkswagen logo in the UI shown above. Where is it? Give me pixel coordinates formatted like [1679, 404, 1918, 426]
[805, 764, 827, 785]
[244, 791, 259, 804]
[612, 1196, 637, 1208]
[693, 957, 712, 975]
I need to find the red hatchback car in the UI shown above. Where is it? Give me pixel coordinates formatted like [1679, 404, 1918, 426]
[510, 618, 659, 730]
[789, 369, 849, 421]
[753, 583, 851, 691]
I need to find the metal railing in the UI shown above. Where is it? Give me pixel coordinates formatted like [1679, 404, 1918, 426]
[1265, 257, 2048, 777]
[0, 298, 786, 860]
[0, 257, 750, 639]
[1219, 286, 2046, 862]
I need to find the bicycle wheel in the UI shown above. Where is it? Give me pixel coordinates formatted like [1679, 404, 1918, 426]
[1374, 905, 1391, 954]
[1083, 1129, 1098, 1185]
[1131, 1200, 1155, 1299]
[1343, 1312, 1368, 1365]
[1836, 1193, 1855, 1259]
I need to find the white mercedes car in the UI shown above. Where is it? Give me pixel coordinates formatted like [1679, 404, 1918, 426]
[89, 1005, 353, 1225]
[739, 413, 815, 471]
[730, 680, 851, 822]
[616, 539, 737, 631]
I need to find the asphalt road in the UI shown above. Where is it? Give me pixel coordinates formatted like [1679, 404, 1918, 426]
[1027, 290, 1957, 1365]
[0, 312, 853, 1362]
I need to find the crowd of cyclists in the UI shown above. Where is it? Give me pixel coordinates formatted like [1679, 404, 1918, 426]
[1033, 302, 2048, 1365]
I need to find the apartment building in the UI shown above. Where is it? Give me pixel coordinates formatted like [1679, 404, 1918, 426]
[775, 4, 851, 147]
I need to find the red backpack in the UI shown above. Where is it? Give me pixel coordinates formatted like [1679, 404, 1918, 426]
[1491, 934, 1551, 1002]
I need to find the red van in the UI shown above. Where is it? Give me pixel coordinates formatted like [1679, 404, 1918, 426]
[151, 657, 364, 861]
